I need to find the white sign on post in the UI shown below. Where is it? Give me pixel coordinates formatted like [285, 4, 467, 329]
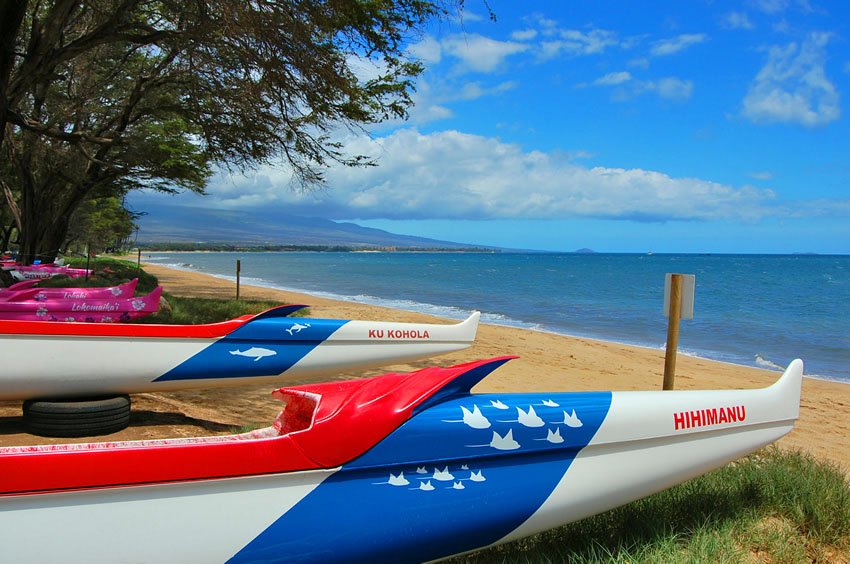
[663, 273, 695, 320]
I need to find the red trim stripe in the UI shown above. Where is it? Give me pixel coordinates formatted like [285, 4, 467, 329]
[0, 305, 302, 338]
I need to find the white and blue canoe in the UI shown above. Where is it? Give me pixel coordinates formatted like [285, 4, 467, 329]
[0, 356, 802, 562]
[0, 305, 480, 400]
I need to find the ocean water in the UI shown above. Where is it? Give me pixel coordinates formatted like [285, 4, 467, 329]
[145, 252, 850, 382]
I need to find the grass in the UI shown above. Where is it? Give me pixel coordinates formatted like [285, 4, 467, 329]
[449, 448, 850, 563]
[140, 293, 303, 324]
[37, 256, 159, 293]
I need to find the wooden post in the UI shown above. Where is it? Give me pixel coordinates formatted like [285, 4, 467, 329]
[236, 259, 241, 300]
[663, 273, 683, 390]
[85, 242, 91, 281]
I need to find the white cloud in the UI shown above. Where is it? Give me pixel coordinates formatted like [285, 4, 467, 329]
[742, 32, 840, 126]
[526, 14, 559, 36]
[750, 0, 789, 14]
[721, 11, 755, 30]
[650, 33, 708, 56]
[442, 33, 529, 73]
[455, 81, 517, 100]
[511, 29, 538, 41]
[539, 28, 619, 59]
[410, 36, 441, 64]
[399, 76, 516, 126]
[629, 57, 650, 69]
[594, 75, 693, 101]
[749, 171, 774, 180]
[594, 71, 632, 86]
[399, 78, 454, 125]
[450, 8, 484, 23]
[646, 77, 694, 100]
[207, 129, 779, 223]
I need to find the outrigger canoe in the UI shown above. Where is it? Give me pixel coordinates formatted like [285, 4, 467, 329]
[3, 264, 90, 280]
[0, 308, 481, 399]
[0, 357, 802, 562]
[0, 285, 162, 323]
[0, 278, 138, 302]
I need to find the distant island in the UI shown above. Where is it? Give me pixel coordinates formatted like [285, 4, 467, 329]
[574, 248, 596, 254]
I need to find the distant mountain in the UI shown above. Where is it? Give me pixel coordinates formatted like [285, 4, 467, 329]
[134, 204, 488, 249]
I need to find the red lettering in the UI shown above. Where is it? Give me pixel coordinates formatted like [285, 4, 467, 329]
[675, 404, 747, 431]
[690, 410, 702, 427]
[382, 328, 431, 339]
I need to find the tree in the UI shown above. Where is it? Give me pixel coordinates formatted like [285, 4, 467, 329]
[65, 196, 138, 254]
[1, 0, 442, 263]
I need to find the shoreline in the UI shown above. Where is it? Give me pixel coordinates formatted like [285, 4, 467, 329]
[138, 261, 850, 474]
[145, 256, 849, 386]
[1, 260, 847, 477]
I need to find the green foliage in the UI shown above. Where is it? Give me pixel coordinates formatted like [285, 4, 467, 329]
[65, 197, 138, 255]
[36, 257, 159, 294]
[452, 448, 850, 563]
[3, 0, 443, 263]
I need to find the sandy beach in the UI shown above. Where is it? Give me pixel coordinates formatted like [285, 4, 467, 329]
[2, 261, 849, 476]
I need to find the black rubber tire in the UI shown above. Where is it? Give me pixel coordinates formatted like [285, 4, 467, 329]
[23, 394, 131, 438]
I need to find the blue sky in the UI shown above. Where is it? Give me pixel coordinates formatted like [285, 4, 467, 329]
[131, 0, 850, 253]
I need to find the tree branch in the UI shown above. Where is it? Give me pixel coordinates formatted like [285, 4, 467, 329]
[0, 177, 22, 231]
[7, 109, 116, 145]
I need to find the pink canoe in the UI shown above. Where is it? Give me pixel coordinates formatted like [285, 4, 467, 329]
[3, 264, 91, 280]
[0, 279, 138, 302]
[0, 286, 162, 322]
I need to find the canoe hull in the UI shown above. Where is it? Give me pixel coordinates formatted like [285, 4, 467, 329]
[0, 279, 138, 302]
[0, 285, 161, 323]
[0, 359, 802, 562]
[0, 311, 480, 399]
[5, 265, 90, 280]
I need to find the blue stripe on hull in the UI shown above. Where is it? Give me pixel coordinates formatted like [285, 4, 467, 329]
[230, 391, 612, 562]
[155, 318, 348, 382]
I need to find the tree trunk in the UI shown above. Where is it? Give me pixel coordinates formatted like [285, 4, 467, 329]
[18, 195, 74, 265]
[15, 160, 79, 264]
[0, 0, 28, 150]
[0, 224, 14, 252]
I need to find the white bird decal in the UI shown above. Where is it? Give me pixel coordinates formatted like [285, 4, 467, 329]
[517, 405, 545, 427]
[546, 428, 565, 444]
[490, 429, 520, 451]
[433, 467, 455, 482]
[563, 409, 583, 428]
[461, 405, 491, 429]
[388, 472, 409, 486]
